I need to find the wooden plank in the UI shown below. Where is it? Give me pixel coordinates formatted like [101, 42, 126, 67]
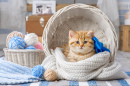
[27, 4, 97, 12]
[56, 4, 70, 11]
[26, 21, 47, 36]
[128, 40, 130, 47]
[119, 25, 130, 52]
[26, 14, 52, 36]
[119, 25, 124, 31]
[38, 37, 42, 43]
[27, 4, 32, 12]
[119, 26, 123, 50]
[56, 4, 97, 11]
[120, 31, 123, 36]
[123, 25, 128, 51]
[128, 27, 130, 51]
[27, 14, 52, 21]
[126, 26, 130, 51]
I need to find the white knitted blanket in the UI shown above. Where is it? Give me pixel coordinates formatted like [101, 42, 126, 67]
[41, 48, 129, 81]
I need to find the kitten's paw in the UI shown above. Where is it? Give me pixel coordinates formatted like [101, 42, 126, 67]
[44, 69, 57, 81]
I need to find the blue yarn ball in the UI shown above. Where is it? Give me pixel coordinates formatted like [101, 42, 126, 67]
[26, 46, 36, 50]
[8, 36, 26, 49]
[32, 65, 45, 78]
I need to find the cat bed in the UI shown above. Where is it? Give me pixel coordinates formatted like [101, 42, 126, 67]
[41, 48, 128, 81]
[41, 4, 123, 81]
[42, 4, 118, 62]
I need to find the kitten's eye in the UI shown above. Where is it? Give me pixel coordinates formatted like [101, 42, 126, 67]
[84, 41, 87, 44]
[76, 41, 79, 44]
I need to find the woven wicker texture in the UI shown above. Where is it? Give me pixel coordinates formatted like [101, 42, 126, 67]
[42, 4, 118, 62]
[3, 48, 45, 68]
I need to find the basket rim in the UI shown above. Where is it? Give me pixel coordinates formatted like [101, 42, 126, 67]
[3, 48, 44, 52]
[42, 4, 118, 62]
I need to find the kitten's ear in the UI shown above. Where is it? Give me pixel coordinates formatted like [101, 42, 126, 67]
[69, 30, 76, 39]
[87, 30, 94, 38]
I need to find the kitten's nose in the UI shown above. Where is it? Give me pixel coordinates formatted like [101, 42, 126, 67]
[80, 45, 83, 49]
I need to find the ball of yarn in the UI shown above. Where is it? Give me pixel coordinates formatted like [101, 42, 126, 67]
[44, 69, 57, 81]
[8, 36, 26, 49]
[26, 46, 36, 50]
[6, 31, 24, 48]
[32, 65, 45, 78]
[24, 33, 38, 46]
[34, 42, 43, 50]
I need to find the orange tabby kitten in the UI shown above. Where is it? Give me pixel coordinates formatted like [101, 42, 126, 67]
[62, 30, 95, 62]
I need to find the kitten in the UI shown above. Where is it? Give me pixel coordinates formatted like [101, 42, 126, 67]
[62, 30, 95, 62]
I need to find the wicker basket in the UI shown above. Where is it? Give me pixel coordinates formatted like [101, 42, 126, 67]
[3, 48, 45, 68]
[42, 4, 118, 62]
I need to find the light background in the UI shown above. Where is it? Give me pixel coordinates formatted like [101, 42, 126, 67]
[0, 0, 129, 49]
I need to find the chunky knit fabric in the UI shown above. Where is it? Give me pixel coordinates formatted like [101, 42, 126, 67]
[41, 48, 129, 81]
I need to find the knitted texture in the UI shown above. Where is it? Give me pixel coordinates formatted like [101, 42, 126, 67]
[34, 42, 43, 50]
[92, 37, 110, 53]
[42, 4, 118, 62]
[0, 58, 40, 84]
[24, 33, 38, 46]
[41, 48, 129, 81]
[32, 65, 45, 78]
[8, 36, 26, 49]
[6, 31, 25, 48]
[26, 46, 36, 50]
[44, 69, 57, 81]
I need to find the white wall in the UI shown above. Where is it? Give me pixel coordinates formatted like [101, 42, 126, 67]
[0, 0, 127, 49]
[118, 0, 130, 25]
[0, 0, 26, 49]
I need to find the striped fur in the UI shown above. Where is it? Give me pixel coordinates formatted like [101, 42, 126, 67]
[63, 30, 95, 62]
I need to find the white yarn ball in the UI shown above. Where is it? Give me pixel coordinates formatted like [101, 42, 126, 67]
[24, 33, 38, 46]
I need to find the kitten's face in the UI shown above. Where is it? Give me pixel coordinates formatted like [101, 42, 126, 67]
[69, 30, 94, 54]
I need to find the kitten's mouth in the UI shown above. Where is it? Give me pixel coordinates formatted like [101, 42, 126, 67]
[80, 46, 83, 49]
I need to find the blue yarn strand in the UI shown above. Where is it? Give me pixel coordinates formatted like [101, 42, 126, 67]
[8, 36, 26, 49]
